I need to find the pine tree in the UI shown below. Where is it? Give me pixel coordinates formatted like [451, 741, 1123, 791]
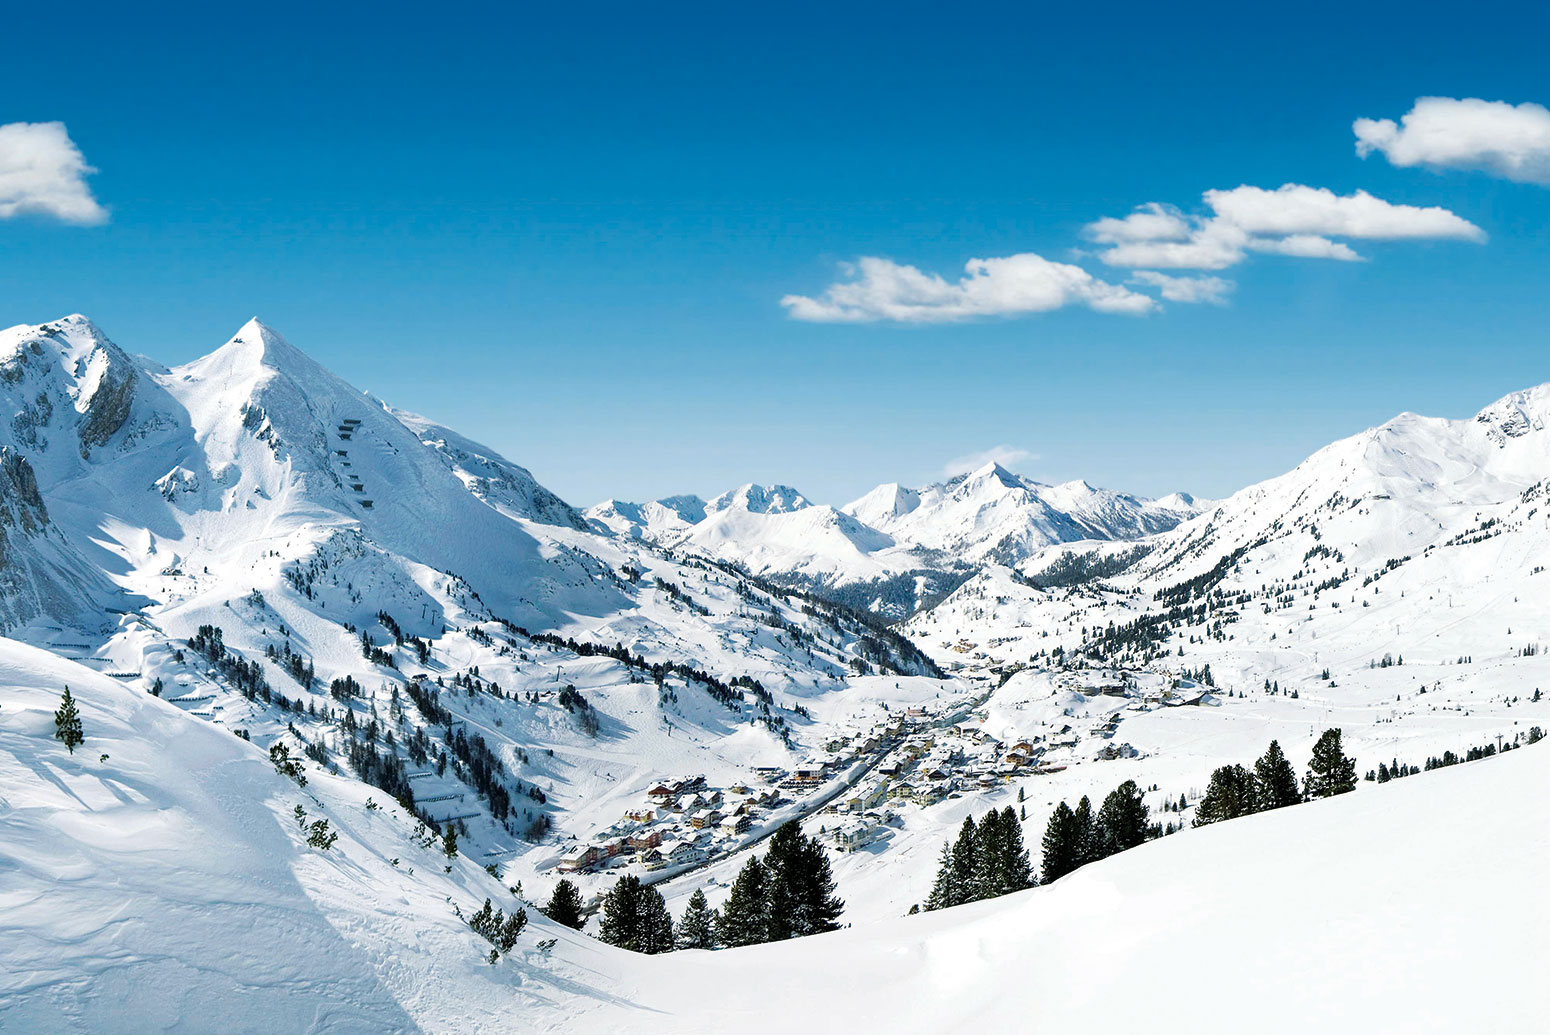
[1041, 801, 1080, 883]
[1304, 727, 1358, 799]
[598, 875, 673, 954]
[54, 685, 83, 754]
[1253, 739, 1302, 811]
[676, 889, 718, 949]
[924, 841, 958, 911]
[1072, 795, 1100, 866]
[1194, 764, 1257, 826]
[989, 807, 1034, 895]
[949, 816, 979, 901]
[442, 824, 459, 859]
[544, 879, 586, 930]
[1097, 780, 1150, 856]
[763, 820, 843, 939]
[637, 885, 675, 954]
[717, 856, 770, 947]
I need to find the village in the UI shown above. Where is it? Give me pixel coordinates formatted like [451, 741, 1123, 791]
[548, 666, 1221, 884]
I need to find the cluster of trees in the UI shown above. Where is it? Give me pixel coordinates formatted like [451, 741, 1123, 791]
[1042, 779, 1152, 883]
[264, 641, 315, 688]
[718, 821, 843, 947]
[374, 610, 430, 664]
[924, 807, 1033, 910]
[1369, 729, 1541, 782]
[596, 875, 676, 954]
[1193, 732, 1352, 828]
[589, 821, 843, 955]
[557, 685, 600, 736]
[496, 616, 772, 716]
[466, 898, 528, 962]
[359, 630, 398, 669]
[187, 625, 270, 699]
[329, 674, 363, 701]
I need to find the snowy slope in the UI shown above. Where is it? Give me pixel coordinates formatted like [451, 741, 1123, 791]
[912, 381, 1550, 684]
[0, 638, 528, 1033]
[3, 634, 1541, 1033]
[575, 737, 1549, 1035]
[0, 314, 953, 922]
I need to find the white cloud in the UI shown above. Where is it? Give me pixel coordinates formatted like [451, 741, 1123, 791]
[943, 445, 1035, 477]
[1097, 220, 1249, 271]
[1086, 183, 1481, 271]
[1355, 97, 1550, 184]
[782, 252, 1156, 323]
[1204, 184, 1483, 241]
[1085, 202, 1192, 244]
[1129, 270, 1235, 304]
[0, 122, 107, 225]
[1246, 234, 1362, 261]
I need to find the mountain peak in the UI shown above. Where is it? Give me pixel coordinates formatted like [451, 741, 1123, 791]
[180, 319, 329, 390]
[705, 483, 812, 515]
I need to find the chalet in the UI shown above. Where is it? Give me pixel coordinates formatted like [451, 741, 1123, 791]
[556, 844, 601, 872]
[688, 808, 723, 829]
[646, 785, 676, 806]
[719, 814, 751, 835]
[624, 807, 657, 823]
[628, 829, 664, 851]
[833, 820, 888, 853]
[642, 840, 701, 870]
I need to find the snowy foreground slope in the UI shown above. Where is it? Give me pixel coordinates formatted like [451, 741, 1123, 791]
[2, 637, 1542, 1034]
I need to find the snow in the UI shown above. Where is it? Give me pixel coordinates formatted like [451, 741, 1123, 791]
[3, 635, 1542, 1032]
[1, 311, 1547, 1032]
[591, 464, 1202, 615]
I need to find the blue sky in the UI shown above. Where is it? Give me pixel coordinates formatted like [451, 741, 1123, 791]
[4, 0, 1550, 507]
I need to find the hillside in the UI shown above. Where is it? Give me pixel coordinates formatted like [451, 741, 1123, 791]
[0, 314, 950, 916]
[3, 635, 1540, 1033]
[3, 312, 1549, 1033]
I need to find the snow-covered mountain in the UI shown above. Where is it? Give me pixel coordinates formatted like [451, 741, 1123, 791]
[590, 464, 1203, 616]
[910, 381, 1550, 696]
[0, 313, 944, 902]
[4, 313, 1549, 1034]
[846, 461, 1203, 564]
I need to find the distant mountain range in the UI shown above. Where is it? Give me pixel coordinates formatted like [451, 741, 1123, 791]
[588, 464, 1203, 616]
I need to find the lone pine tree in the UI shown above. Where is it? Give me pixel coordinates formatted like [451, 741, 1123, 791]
[1041, 801, 1081, 884]
[54, 685, 83, 754]
[544, 879, 586, 930]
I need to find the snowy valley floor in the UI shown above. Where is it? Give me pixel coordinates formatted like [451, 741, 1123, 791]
[2, 637, 1544, 1034]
